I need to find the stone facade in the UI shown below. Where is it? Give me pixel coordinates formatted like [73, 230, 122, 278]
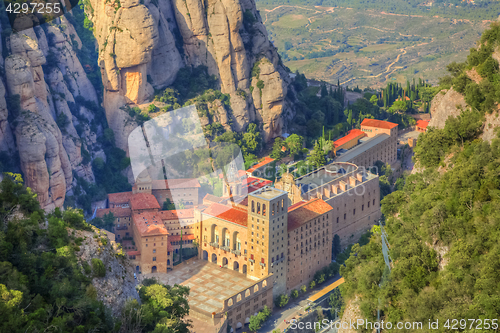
[275, 163, 381, 247]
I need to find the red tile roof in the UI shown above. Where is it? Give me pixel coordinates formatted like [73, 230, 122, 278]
[108, 192, 133, 205]
[246, 157, 275, 173]
[129, 193, 160, 211]
[168, 234, 196, 242]
[334, 129, 366, 148]
[96, 207, 131, 218]
[127, 250, 141, 256]
[158, 208, 194, 220]
[361, 119, 398, 130]
[244, 177, 273, 193]
[287, 198, 333, 231]
[133, 212, 169, 236]
[151, 178, 201, 190]
[416, 120, 429, 129]
[202, 203, 248, 226]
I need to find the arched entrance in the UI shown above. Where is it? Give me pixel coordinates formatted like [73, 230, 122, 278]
[233, 261, 239, 272]
[222, 257, 228, 268]
[242, 264, 247, 274]
[211, 253, 217, 264]
[203, 250, 208, 260]
[151, 266, 157, 273]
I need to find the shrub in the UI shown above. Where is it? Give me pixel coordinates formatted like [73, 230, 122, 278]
[91, 258, 106, 277]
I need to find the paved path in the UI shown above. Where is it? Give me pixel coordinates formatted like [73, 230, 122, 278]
[258, 275, 343, 333]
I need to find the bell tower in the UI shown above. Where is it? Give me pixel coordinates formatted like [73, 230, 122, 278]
[247, 187, 288, 297]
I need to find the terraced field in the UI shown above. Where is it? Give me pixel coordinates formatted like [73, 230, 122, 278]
[258, 4, 492, 88]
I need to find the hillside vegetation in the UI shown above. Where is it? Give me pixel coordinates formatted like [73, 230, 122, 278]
[339, 25, 500, 332]
[0, 175, 190, 332]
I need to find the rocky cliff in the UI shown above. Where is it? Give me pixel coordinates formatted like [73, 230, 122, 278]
[0, 0, 290, 211]
[85, 0, 290, 150]
[0, 14, 103, 211]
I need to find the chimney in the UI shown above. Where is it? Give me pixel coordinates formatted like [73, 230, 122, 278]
[349, 176, 357, 187]
[339, 181, 348, 192]
[356, 173, 364, 182]
[332, 184, 339, 194]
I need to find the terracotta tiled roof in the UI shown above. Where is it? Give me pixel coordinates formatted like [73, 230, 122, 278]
[246, 157, 275, 173]
[151, 178, 201, 190]
[287, 198, 333, 231]
[203, 203, 248, 226]
[96, 207, 131, 218]
[288, 200, 307, 211]
[158, 208, 194, 220]
[132, 212, 169, 236]
[361, 119, 398, 130]
[416, 120, 429, 129]
[129, 193, 160, 211]
[108, 191, 133, 204]
[244, 177, 272, 193]
[334, 129, 366, 148]
[168, 234, 196, 242]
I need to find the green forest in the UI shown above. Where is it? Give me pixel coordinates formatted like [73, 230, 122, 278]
[338, 23, 500, 332]
[0, 174, 190, 332]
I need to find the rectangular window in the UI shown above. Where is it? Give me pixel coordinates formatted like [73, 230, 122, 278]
[344, 214, 346, 220]
[353, 209, 356, 215]
[153, 257, 156, 261]
[153, 249, 156, 253]
[362, 204, 364, 211]
[336, 217, 339, 223]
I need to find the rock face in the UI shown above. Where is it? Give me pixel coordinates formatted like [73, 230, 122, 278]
[428, 87, 467, 129]
[0, 18, 102, 211]
[74, 227, 139, 317]
[86, 0, 289, 149]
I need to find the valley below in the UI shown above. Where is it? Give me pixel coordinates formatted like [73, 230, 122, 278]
[258, 3, 492, 88]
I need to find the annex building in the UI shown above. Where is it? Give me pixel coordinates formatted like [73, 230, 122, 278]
[333, 119, 398, 168]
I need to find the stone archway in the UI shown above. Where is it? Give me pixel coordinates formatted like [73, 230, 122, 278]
[233, 261, 239, 272]
[222, 257, 228, 268]
[203, 250, 208, 260]
[151, 266, 157, 273]
[211, 253, 217, 264]
[242, 264, 247, 274]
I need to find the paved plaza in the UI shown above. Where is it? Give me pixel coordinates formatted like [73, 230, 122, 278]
[144, 258, 256, 314]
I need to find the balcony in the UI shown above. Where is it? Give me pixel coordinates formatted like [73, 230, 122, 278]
[231, 249, 241, 256]
[209, 242, 219, 248]
[260, 262, 266, 267]
[221, 246, 230, 252]
[248, 258, 255, 263]
[115, 226, 128, 231]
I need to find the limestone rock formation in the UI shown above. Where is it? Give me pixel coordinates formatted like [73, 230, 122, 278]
[0, 17, 101, 211]
[86, 0, 290, 150]
[74, 226, 139, 317]
[428, 88, 467, 129]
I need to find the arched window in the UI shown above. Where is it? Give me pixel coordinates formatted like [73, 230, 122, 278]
[254, 285, 259, 292]
[257, 202, 261, 214]
[262, 280, 267, 287]
[237, 294, 242, 302]
[245, 289, 251, 297]
[228, 299, 233, 306]
[252, 201, 255, 213]
[272, 203, 275, 214]
[263, 204, 266, 216]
